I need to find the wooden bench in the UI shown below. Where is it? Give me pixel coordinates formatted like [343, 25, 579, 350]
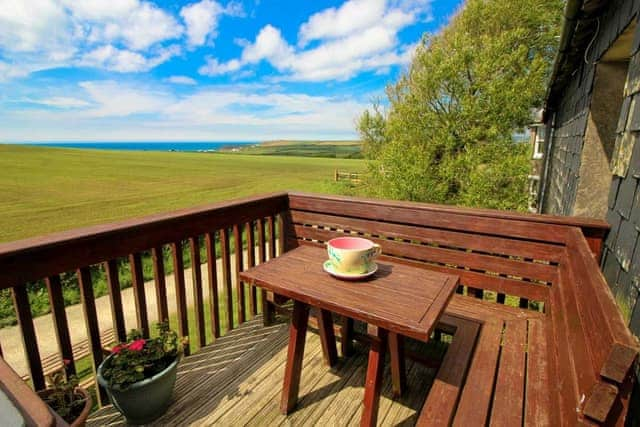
[278, 192, 639, 426]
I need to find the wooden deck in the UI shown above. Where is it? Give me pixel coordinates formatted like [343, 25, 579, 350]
[88, 316, 443, 426]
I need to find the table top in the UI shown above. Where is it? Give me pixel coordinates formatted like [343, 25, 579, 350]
[240, 245, 459, 342]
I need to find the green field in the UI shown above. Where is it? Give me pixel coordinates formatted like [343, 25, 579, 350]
[0, 144, 366, 243]
[222, 140, 363, 158]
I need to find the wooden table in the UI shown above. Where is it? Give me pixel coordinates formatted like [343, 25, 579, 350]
[240, 245, 459, 426]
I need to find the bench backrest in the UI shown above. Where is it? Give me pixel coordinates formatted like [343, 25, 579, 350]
[549, 227, 638, 425]
[285, 193, 572, 310]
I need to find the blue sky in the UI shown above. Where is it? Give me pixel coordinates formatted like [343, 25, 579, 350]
[0, 0, 463, 142]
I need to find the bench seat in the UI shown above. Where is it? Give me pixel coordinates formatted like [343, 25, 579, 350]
[420, 312, 552, 426]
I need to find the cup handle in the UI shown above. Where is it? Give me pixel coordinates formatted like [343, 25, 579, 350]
[372, 243, 382, 258]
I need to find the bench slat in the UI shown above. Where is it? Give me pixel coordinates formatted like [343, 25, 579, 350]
[452, 321, 504, 427]
[417, 317, 480, 426]
[490, 319, 527, 427]
[525, 319, 552, 427]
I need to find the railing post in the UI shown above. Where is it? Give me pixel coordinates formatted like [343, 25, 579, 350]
[11, 285, 45, 391]
[77, 267, 109, 405]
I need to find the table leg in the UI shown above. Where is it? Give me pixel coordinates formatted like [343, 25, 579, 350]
[261, 289, 275, 326]
[280, 300, 310, 414]
[318, 309, 338, 366]
[388, 332, 406, 397]
[361, 325, 388, 427]
[341, 317, 354, 357]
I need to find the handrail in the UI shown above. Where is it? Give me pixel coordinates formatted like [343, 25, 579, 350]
[0, 192, 288, 288]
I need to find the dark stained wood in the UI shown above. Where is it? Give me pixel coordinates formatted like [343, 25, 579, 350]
[45, 275, 75, 376]
[601, 343, 639, 384]
[0, 193, 289, 289]
[341, 317, 354, 357]
[583, 382, 619, 423]
[257, 217, 266, 264]
[240, 245, 459, 342]
[246, 221, 257, 316]
[11, 285, 45, 391]
[287, 191, 609, 238]
[77, 266, 108, 405]
[190, 237, 206, 348]
[388, 332, 406, 397]
[317, 309, 338, 367]
[524, 319, 552, 427]
[290, 210, 565, 263]
[104, 259, 126, 342]
[129, 252, 149, 337]
[293, 225, 558, 284]
[490, 320, 527, 427]
[151, 247, 169, 323]
[205, 232, 220, 339]
[281, 300, 310, 414]
[233, 224, 246, 324]
[220, 228, 234, 331]
[288, 193, 573, 244]
[452, 321, 503, 427]
[294, 238, 551, 305]
[268, 215, 276, 260]
[360, 325, 388, 427]
[171, 242, 190, 356]
[417, 316, 480, 426]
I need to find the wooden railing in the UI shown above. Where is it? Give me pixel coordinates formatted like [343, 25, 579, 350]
[0, 192, 289, 404]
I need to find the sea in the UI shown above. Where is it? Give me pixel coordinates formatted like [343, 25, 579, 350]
[17, 142, 257, 152]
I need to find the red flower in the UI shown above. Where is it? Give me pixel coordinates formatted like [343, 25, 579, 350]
[111, 344, 126, 354]
[128, 339, 146, 352]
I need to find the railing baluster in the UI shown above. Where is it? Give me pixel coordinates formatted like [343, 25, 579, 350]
[45, 275, 75, 376]
[205, 232, 220, 339]
[77, 267, 108, 405]
[233, 224, 246, 324]
[11, 285, 45, 391]
[104, 260, 127, 342]
[171, 242, 190, 356]
[268, 216, 276, 260]
[190, 237, 206, 348]
[151, 247, 169, 323]
[257, 217, 266, 264]
[129, 253, 149, 338]
[220, 228, 234, 331]
[246, 221, 257, 316]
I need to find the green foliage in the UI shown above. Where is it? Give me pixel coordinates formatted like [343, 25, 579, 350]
[358, 0, 563, 211]
[40, 371, 88, 424]
[101, 322, 186, 389]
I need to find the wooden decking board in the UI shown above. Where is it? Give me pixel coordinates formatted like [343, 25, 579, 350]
[88, 316, 440, 426]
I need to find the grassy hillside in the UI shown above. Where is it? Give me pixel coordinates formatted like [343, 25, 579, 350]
[222, 140, 363, 158]
[0, 144, 365, 242]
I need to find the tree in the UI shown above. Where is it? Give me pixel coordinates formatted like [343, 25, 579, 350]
[358, 0, 563, 211]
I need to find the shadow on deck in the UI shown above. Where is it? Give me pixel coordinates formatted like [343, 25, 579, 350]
[88, 316, 441, 426]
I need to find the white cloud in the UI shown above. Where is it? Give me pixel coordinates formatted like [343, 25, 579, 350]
[27, 97, 91, 109]
[201, 0, 431, 82]
[0, 0, 74, 54]
[180, 0, 223, 47]
[78, 80, 172, 117]
[165, 75, 198, 85]
[199, 58, 243, 76]
[79, 44, 181, 73]
[298, 0, 386, 47]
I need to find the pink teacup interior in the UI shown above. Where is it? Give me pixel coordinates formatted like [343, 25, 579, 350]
[328, 237, 373, 250]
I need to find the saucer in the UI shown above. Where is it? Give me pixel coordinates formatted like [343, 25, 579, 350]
[323, 260, 378, 280]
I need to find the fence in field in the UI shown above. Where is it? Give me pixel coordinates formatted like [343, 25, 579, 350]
[334, 170, 362, 183]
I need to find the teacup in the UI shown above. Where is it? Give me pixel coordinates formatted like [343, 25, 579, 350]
[327, 237, 382, 274]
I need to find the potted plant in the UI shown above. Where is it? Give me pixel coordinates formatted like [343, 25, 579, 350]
[38, 369, 92, 426]
[97, 322, 187, 425]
